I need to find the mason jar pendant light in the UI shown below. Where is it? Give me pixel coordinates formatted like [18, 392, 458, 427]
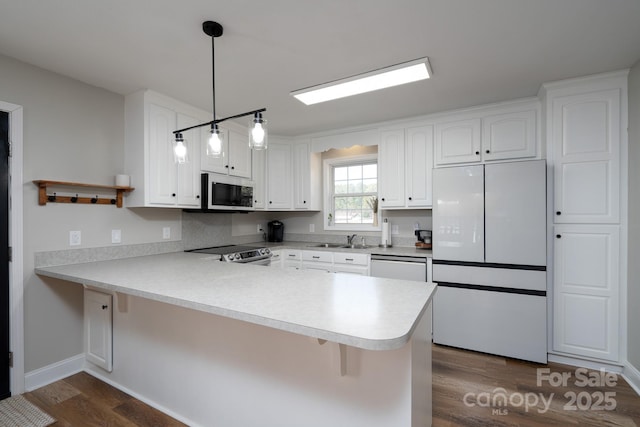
[172, 20, 267, 163]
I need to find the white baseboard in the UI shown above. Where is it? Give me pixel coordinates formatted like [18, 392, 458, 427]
[547, 352, 624, 373]
[24, 353, 85, 391]
[623, 362, 640, 397]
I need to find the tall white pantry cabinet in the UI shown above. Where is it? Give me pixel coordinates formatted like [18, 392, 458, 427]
[542, 71, 628, 364]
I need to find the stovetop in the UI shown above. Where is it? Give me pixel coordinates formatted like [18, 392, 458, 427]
[186, 245, 271, 263]
[187, 245, 262, 255]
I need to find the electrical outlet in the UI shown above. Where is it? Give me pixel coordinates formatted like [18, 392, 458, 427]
[257, 224, 263, 233]
[309, 223, 315, 233]
[162, 227, 171, 239]
[111, 229, 122, 244]
[69, 230, 81, 246]
[391, 224, 399, 235]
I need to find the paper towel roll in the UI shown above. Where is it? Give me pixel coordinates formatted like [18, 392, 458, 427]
[381, 220, 390, 246]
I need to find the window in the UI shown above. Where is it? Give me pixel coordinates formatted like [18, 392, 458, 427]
[324, 154, 379, 230]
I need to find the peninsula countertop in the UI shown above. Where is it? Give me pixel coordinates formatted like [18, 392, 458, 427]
[35, 252, 436, 351]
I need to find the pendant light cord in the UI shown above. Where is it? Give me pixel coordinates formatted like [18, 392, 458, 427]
[211, 34, 216, 123]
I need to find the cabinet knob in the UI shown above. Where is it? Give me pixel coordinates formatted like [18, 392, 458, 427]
[172, 193, 176, 197]
[556, 234, 562, 239]
[197, 195, 200, 199]
[475, 151, 480, 155]
[101, 305, 108, 310]
[556, 211, 561, 215]
[269, 201, 273, 204]
[225, 165, 229, 168]
[381, 198, 385, 202]
[303, 200, 306, 204]
[254, 200, 257, 203]
[231, 166, 235, 170]
[486, 150, 490, 154]
[408, 197, 412, 201]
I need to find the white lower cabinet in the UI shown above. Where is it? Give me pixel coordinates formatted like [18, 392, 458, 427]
[302, 250, 333, 273]
[553, 224, 620, 362]
[333, 252, 370, 275]
[282, 249, 302, 270]
[84, 288, 113, 372]
[269, 250, 282, 268]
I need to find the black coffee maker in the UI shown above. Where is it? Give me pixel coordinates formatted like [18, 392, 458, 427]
[267, 220, 284, 242]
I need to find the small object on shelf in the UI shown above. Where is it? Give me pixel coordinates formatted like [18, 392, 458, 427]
[414, 242, 432, 249]
[33, 180, 134, 208]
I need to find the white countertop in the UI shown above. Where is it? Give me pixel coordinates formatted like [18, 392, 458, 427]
[35, 252, 436, 351]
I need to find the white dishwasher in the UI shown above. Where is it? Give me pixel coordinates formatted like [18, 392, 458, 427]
[370, 254, 427, 282]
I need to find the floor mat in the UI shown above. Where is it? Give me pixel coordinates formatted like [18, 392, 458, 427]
[0, 395, 55, 427]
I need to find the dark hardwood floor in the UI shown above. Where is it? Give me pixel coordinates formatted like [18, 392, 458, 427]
[21, 344, 640, 426]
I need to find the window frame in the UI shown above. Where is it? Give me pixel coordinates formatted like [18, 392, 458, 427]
[323, 153, 381, 231]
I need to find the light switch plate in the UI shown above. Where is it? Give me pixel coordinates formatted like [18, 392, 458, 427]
[309, 224, 315, 233]
[391, 225, 399, 235]
[162, 227, 171, 239]
[111, 229, 121, 244]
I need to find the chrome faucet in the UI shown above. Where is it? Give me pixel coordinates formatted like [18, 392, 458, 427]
[347, 234, 358, 245]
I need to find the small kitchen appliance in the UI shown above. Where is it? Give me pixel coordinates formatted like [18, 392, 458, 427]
[267, 220, 284, 242]
[414, 230, 432, 248]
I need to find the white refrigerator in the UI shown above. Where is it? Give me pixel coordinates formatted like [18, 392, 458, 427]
[432, 160, 547, 363]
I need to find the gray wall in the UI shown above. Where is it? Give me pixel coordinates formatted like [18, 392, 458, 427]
[628, 61, 640, 371]
[0, 54, 182, 372]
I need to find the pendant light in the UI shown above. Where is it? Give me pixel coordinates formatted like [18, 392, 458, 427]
[173, 21, 267, 163]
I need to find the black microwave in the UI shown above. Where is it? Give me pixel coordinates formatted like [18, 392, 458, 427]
[200, 173, 254, 212]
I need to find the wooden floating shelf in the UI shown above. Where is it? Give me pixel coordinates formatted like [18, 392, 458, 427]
[33, 180, 134, 208]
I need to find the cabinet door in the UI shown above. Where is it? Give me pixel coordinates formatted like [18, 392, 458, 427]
[148, 103, 178, 205]
[85, 289, 113, 372]
[252, 148, 266, 209]
[405, 125, 434, 207]
[553, 224, 619, 362]
[266, 142, 292, 209]
[378, 129, 405, 208]
[200, 128, 229, 175]
[552, 89, 621, 223]
[176, 113, 202, 207]
[482, 109, 536, 161]
[228, 128, 252, 178]
[293, 142, 311, 209]
[434, 118, 481, 165]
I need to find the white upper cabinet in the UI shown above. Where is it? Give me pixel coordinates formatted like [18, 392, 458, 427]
[201, 124, 252, 179]
[266, 140, 292, 209]
[292, 140, 321, 210]
[125, 90, 206, 208]
[434, 101, 539, 167]
[379, 125, 434, 209]
[405, 125, 434, 207]
[434, 118, 482, 165]
[251, 148, 266, 209]
[378, 129, 405, 208]
[482, 109, 536, 161]
[551, 88, 621, 224]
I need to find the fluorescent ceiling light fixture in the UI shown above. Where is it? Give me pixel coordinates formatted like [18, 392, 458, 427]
[291, 57, 432, 105]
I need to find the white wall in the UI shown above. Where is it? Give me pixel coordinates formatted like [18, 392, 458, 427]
[0, 54, 182, 372]
[627, 60, 640, 371]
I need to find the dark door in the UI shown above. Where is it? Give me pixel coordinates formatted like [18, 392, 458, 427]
[0, 111, 9, 399]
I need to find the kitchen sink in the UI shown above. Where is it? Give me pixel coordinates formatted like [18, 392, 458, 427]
[310, 243, 343, 248]
[339, 244, 371, 249]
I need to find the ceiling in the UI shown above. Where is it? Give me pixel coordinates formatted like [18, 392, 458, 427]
[1, 0, 640, 137]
